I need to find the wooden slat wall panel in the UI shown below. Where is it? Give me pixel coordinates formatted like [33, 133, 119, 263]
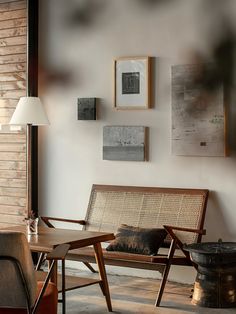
[0, 178, 26, 188]
[0, 18, 26, 31]
[0, 1, 26, 12]
[0, 26, 26, 38]
[0, 81, 26, 89]
[0, 35, 26, 46]
[0, 63, 26, 73]
[0, 204, 24, 215]
[0, 151, 26, 160]
[0, 9, 26, 21]
[0, 54, 26, 64]
[0, 45, 26, 55]
[0, 213, 24, 224]
[0, 0, 27, 226]
[0, 72, 26, 82]
[0, 143, 26, 152]
[0, 223, 23, 229]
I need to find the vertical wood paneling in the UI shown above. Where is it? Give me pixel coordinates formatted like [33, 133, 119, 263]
[0, 0, 27, 226]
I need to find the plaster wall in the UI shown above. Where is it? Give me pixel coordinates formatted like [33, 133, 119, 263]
[38, 0, 236, 283]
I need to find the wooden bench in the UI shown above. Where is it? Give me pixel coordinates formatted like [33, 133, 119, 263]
[41, 184, 209, 307]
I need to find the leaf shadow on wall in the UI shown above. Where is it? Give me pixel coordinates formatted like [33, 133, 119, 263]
[66, 0, 176, 29]
[186, 21, 236, 154]
[204, 191, 236, 242]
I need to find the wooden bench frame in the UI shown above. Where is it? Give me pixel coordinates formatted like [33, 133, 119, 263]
[41, 184, 209, 307]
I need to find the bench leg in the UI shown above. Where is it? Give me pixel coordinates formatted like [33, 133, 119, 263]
[93, 243, 112, 312]
[155, 239, 177, 307]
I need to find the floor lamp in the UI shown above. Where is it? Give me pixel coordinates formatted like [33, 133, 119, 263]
[10, 97, 49, 218]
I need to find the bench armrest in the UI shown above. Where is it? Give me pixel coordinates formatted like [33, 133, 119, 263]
[163, 225, 205, 269]
[46, 244, 71, 260]
[164, 225, 206, 235]
[41, 216, 86, 228]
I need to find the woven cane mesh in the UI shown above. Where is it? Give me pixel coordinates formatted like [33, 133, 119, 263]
[85, 188, 206, 244]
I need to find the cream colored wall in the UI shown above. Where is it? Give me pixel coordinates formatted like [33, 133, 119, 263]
[38, 0, 236, 283]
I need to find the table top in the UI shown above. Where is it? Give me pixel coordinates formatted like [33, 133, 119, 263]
[3, 225, 115, 253]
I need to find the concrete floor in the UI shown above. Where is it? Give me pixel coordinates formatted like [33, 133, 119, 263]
[58, 271, 236, 314]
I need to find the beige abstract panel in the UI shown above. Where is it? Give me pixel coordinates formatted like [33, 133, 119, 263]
[171, 64, 226, 157]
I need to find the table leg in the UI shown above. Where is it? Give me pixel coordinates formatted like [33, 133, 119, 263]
[49, 260, 66, 314]
[49, 259, 58, 286]
[93, 243, 112, 312]
[62, 259, 66, 314]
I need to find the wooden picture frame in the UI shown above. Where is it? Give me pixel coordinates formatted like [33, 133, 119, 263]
[114, 56, 151, 109]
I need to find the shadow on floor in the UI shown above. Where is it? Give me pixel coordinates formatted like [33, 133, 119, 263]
[58, 271, 236, 314]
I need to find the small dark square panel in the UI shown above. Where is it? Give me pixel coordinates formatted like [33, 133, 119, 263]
[122, 72, 140, 94]
[77, 98, 96, 120]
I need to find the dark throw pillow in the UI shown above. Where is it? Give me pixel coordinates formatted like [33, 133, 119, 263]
[106, 224, 167, 256]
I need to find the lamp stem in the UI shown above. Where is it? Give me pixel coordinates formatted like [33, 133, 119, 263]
[26, 124, 32, 218]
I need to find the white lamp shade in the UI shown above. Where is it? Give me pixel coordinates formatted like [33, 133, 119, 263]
[9, 97, 49, 126]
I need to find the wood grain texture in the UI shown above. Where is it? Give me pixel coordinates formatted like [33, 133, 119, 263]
[0, 160, 26, 170]
[0, 195, 26, 206]
[0, 212, 25, 224]
[0, 72, 26, 82]
[0, 151, 26, 160]
[0, 9, 26, 21]
[0, 26, 26, 39]
[0, 170, 26, 179]
[0, 35, 26, 46]
[0, 178, 26, 188]
[0, 143, 26, 152]
[0, 17, 26, 31]
[0, 45, 26, 55]
[0, 133, 25, 142]
[0, 108, 14, 118]
[0, 186, 25, 197]
[0, 54, 26, 65]
[0, 222, 24, 229]
[0, 204, 25, 215]
[0, 1, 26, 13]
[0, 0, 27, 226]
[0, 63, 26, 73]
[0, 81, 26, 90]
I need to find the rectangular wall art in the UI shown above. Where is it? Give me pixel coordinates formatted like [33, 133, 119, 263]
[171, 64, 226, 157]
[114, 57, 151, 109]
[103, 126, 148, 161]
[77, 98, 96, 120]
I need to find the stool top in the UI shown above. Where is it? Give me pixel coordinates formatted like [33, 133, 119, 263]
[184, 239, 236, 254]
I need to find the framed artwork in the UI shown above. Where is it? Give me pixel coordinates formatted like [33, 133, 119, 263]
[171, 63, 227, 157]
[114, 57, 151, 109]
[103, 126, 148, 161]
[77, 98, 96, 120]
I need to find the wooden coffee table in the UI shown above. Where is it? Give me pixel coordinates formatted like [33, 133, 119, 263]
[4, 225, 115, 313]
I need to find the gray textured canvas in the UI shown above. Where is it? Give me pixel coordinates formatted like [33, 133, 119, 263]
[103, 126, 146, 161]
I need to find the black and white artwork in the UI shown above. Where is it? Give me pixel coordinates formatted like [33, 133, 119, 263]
[171, 64, 226, 156]
[114, 57, 150, 109]
[122, 72, 140, 94]
[103, 126, 147, 161]
[77, 98, 96, 120]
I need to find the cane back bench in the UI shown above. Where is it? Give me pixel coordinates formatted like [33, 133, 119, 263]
[41, 184, 209, 307]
